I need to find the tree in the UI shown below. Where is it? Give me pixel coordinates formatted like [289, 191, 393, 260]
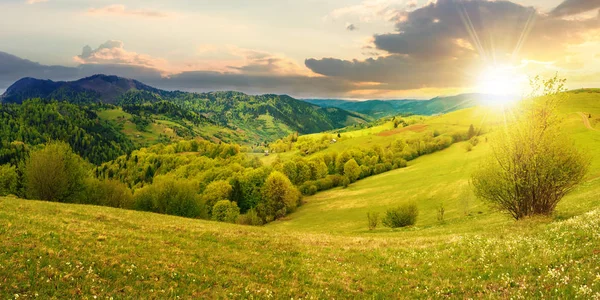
[0, 164, 18, 196]
[212, 200, 240, 223]
[23, 141, 89, 203]
[471, 76, 589, 220]
[467, 124, 476, 139]
[344, 159, 361, 183]
[260, 171, 301, 222]
[202, 180, 233, 216]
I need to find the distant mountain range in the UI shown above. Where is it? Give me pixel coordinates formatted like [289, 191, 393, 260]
[304, 93, 506, 117]
[1, 75, 163, 105]
[0, 75, 368, 147]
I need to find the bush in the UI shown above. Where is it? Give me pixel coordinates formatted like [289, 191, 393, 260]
[134, 177, 205, 218]
[84, 178, 134, 209]
[341, 176, 350, 188]
[299, 182, 318, 195]
[0, 164, 18, 196]
[367, 212, 379, 230]
[382, 203, 418, 228]
[236, 208, 264, 226]
[472, 76, 589, 220]
[23, 141, 89, 203]
[212, 200, 240, 223]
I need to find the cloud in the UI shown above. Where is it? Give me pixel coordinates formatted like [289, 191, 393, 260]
[346, 23, 358, 31]
[74, 41, 169, 72]
[87, 4, 169, 18]
[327, 0, 409, 23]
[307, 0, 600, 90]
[551, 0, 600, 17]
[0, 51, 352, 98]
[26, 0, 47, 4]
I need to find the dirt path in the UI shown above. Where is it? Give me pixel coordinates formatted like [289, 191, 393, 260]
[577, 112, 599, 131]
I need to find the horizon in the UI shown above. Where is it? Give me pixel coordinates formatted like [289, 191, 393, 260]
[1, 0, 600, 99]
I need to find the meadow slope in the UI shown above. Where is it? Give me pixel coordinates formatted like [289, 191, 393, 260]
[2, 91, 600, 298]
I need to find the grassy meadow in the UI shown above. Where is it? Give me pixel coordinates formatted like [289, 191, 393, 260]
[2, 91, 600, 298]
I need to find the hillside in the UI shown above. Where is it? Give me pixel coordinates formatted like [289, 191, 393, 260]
[304, 93, 509, 117]
[0, 76, 368, 159]
[2, 91, 600, 298]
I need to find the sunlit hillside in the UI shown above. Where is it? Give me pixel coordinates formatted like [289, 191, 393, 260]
[2, 91, 600, 298]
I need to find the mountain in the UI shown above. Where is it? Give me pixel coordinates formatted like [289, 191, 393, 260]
[0, 75, 368, 159]
[1, 74, 161, 104]
[304, 93, 504, 117]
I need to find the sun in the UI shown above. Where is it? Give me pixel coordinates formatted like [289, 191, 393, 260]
[476, 65, 527, 99]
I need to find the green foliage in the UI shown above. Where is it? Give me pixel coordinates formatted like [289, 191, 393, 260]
[203, 180, 233, 216]
[382, 203, 418, 228]
[0, 99, 134, 165]
[344, 159, 361, 183]
[236, 208, 264, 226]
[23, 141, 89, 203]
[83, 178, 133, 209]
[134, 177, 205, 219]
[0, 164, 18, 196]
[259, 171, 301, 222]
[472, 76, 589, 220]
[211, 200, 240, 223]
[367, 212, 379, 230]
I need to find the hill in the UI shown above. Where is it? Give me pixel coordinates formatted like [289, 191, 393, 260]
[2, 90, 600, 298]
[304, 93, 509, 117]
[0, 76, 368, 160]
[0, 75, 161, 105]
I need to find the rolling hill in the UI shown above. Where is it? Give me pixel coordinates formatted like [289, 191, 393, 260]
[2, 90, 600, 298]
[0, 75, 369, 160]
[304, 93, 510, 117]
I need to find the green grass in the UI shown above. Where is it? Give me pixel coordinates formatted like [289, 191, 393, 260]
[2, 91, 600, 298]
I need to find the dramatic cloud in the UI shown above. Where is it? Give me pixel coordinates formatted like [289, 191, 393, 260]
[74, 41, 169, 71]
[87, 4, 169, 18]
[308, 0, 600, 90]
[551, 0, 600, 17]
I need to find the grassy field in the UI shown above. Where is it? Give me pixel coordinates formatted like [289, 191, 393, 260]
[2, 92, 600, 298]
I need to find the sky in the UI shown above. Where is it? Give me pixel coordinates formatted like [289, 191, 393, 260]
[1, 0, 600, 99]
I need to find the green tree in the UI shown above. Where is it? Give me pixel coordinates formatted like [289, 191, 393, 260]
[344, 159, 361, 183]
[134, 176, 205, 218]
[211, 200, 240, 223]
[472, 76, 589, 220]
[0, 164, 18, 196]
[202, 180, 233, 216]
[23, 141, 89, 203]
[259, 171, 301, 222]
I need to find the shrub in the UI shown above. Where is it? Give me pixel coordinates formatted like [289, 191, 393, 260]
[367, 212, 379, 230]
[236, 208, 264, 226]
[464, 143, 473, 152]
[437, 203, 445, 223]
[299, 182, 318, 195]
[382, 203, 418, 228]
[84, 178, 133, 209]
[341, 176, 350, 188]
[472, 76, 589, 220]
[0, 164, 18, 196]
[134, 177, 205, 218]
[212, 200, 240, 223]
[23, 141, 89, 203]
